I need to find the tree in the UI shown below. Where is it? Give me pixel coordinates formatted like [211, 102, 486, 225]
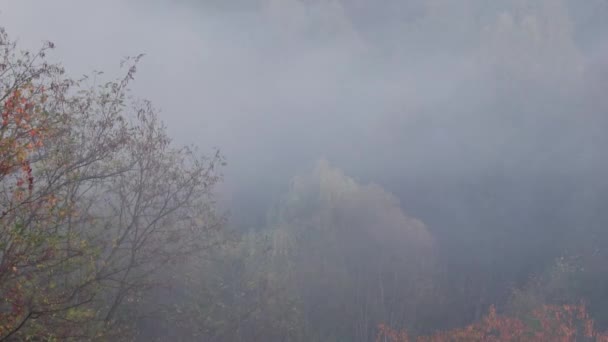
[265, 160, 438, 341]
[0, 27, 224, 340]
[377, 304, 608, 342]
[150, 230, 305, 342]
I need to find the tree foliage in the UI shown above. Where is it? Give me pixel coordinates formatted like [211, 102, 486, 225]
[377, 304, 608, 342]
[255, 161, 437, 340]
[0, 27, 224, 340]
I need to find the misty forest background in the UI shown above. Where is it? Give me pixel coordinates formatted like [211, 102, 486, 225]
[1, 0, 608, 341]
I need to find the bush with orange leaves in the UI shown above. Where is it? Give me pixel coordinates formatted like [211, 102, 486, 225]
[377, 304, 608, 342]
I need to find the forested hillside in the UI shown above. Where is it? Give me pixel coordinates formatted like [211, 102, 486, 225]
[2, 0, 608, 341]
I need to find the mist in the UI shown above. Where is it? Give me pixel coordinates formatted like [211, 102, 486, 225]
[2, 0, 608, 340]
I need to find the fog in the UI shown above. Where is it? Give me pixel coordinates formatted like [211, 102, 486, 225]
[3, 1, 606, 192]
[2, 0, 608, 340]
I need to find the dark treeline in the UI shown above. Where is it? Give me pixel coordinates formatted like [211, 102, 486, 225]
[2, 0, 608, 341]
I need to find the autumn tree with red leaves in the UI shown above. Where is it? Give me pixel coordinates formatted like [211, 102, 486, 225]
[377, 304, 608, 342]
[0, 27, 224, 340]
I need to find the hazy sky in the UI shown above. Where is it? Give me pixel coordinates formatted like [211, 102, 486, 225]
[2, 0, 607, 226]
